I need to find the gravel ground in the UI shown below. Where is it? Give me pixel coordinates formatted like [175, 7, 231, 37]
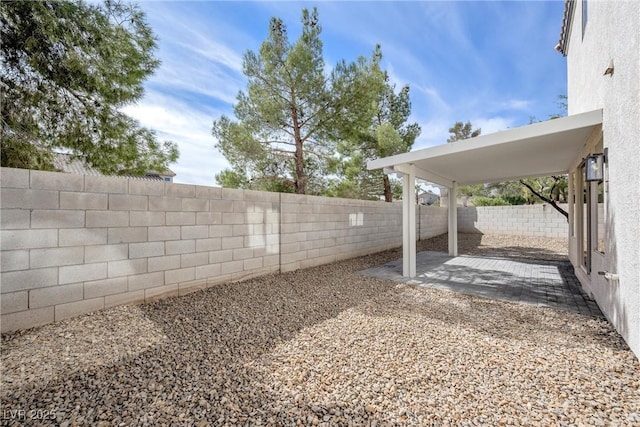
[417, 233, 568, 262]
[2, 234, 638, 426]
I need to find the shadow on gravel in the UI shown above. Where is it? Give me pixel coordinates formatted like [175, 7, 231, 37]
[0, 243, 625, 426]
[355, 283, 625, 353]
[1, 254, 402, 426]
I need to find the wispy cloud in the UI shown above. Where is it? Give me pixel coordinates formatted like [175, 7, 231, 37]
[176, 32, 243, 74]
[471, 116, 516, 135]
[122, 91, 228, 187]
[123, 1, 566, 185]
[142, 3, 250, 105]
[412, 117, 451, 150]
[498, 99, 533, 111]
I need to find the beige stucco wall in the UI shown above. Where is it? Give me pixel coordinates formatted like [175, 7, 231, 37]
[566, 0, 640, 357]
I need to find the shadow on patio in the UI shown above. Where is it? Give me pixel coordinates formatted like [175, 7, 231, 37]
[360, 247, 603, 318]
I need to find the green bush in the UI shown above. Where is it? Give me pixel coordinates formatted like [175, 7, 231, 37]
[472, 196, 510, 206]
[503, 195, 527, 205]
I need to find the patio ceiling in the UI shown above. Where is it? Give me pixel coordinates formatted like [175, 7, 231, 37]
[367, 109, 603, 186]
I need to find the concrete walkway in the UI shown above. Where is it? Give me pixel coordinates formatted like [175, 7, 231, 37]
[360, 251, 603, 317]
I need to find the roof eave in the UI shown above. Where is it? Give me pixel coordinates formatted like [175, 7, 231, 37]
[556, 0, 575, 56]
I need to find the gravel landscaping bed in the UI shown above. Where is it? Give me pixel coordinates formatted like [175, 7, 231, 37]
[417, 232, 568, 262]
[2, 234, 638, 426]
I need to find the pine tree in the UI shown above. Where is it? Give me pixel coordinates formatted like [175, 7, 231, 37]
[1, 0, 178, 174]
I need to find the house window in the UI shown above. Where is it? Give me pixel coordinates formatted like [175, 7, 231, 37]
[164, 177, 172, 182]
[582, 0, 588, 40]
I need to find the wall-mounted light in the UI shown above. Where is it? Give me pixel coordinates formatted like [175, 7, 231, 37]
[585, 152, 605, 182]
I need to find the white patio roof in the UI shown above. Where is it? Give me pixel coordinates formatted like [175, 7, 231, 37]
[367, 109, 603, 186]
[367, 109, 603, 278]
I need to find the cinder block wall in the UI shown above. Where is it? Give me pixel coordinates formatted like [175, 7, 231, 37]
[0, 167, 285, 332]
[279, 194, 404, 272]
[418, 205, 448, 240]
[457, 205, 569, 238]
[1, 168, 450, 332]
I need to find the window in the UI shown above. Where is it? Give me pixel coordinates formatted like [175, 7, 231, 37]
[164, 177, 172, 182]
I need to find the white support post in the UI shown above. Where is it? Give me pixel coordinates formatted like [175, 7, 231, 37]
[402, 173, 410, 276]
[401, 165, 417, 277]
[408, 165, 416, 277]
[448, 182, 458, 256]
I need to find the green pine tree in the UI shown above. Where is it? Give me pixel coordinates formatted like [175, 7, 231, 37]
[1, 0, 178, 174]
[213, 8, 382, 195]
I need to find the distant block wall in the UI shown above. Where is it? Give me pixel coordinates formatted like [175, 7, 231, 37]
[2, 168, 443, 332]
[418, 205, 448, 240]
[457, 205, 569, 238]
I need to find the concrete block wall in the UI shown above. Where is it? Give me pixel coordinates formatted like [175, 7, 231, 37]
[457, 204, 569, 238]
[0, 168, 281, 332]
[279, 194, 405, 272]
[1, 168, 449, 332]
[4, 166, 575, 332]
[418, 205, 448, 240]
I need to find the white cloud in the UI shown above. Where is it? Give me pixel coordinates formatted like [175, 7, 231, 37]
[141, 5, 248, 105]
[150, 65, 240, 105]
[176, 33, 243, 74]
[412, 117, 451, 150]
[116, 1, 565, 189]
[122, 91, 229, 187]
[470, 116, 515, 135]
[413, 84, 452, 114]
[502, 99, 533, 111]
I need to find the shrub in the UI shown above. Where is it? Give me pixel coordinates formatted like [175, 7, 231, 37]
[503, 195, 527, 205]
[473, 196, 510, 206]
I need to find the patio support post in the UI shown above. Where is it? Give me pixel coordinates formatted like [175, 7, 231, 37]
[402, 165, 417, 277]
[448, 182, 458, 256]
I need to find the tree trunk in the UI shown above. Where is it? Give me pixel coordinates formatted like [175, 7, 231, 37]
[290, 93, 306, 194]
[383, 175, 392, 202]
[294, 139, 305, 194]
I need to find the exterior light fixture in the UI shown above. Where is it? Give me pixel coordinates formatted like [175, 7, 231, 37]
[585, 153, 605, 182]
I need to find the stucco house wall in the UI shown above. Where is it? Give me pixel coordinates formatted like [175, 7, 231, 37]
[564, 0, 640, 356]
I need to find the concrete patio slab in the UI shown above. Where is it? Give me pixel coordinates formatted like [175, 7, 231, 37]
[360, 251, 603, 317]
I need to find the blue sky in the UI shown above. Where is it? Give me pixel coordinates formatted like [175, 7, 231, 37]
[122, 1, 568, 186]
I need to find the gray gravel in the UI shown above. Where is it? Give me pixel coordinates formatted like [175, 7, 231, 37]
[2, 234, 638, 426]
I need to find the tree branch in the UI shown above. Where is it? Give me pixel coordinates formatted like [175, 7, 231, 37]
[269, 147, 295, 156]
[519, 179, 568, 221]
[261, 140, 296, 147]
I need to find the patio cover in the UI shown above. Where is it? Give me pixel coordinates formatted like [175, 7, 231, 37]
[367, 109, 603, 277]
